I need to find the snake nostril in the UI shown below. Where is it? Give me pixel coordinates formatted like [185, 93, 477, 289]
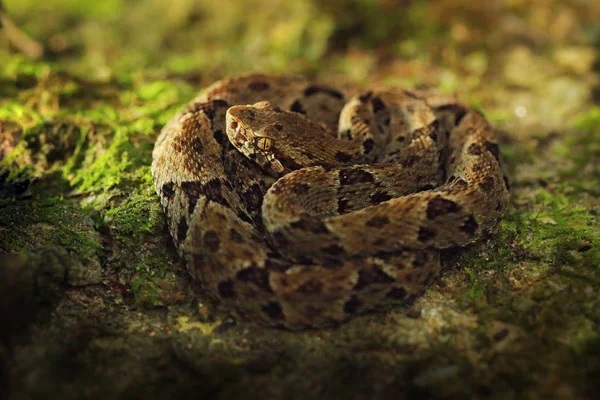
[230, 121, 238, 130]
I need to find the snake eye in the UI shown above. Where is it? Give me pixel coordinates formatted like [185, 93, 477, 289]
[255, 137, 273, 151]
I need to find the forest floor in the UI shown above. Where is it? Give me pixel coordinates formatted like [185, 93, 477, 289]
[1, 1, 599, 399]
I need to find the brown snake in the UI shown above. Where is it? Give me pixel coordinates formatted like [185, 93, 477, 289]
[151, 74, 509, 330]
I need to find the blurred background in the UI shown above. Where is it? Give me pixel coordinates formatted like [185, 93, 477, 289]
[1, 0, 599, 130]
[1, 1, 598, 87]
[0, 0, 599, 130]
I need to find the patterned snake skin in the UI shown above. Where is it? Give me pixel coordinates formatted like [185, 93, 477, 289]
[152, 74, 509, 330]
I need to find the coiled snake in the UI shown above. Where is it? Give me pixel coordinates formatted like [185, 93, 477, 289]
[152, 74, 509, 330]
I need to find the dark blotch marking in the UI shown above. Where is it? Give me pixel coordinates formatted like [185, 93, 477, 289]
[237, 267, 273, 293]
[180, 181, 204, 213]
[242, 183, 264, 212]
[371, 97, 385, 112]
[304, 85, 322, 96]
[272, 230, 290, 249]
[354, 267, 395, 291]
[454, 179, 468, 189]
[202, 106, 216, 120]
[290, 100, 306, 114]
[401, 155, 419, 167]
[373, 238, 385, 246]
[177, 216, 188, 242]
[321, 244, 345, 256]
[335, 151, 352, 163]
[460, 215, 479, 236]
[291, 183, 310, 194]
[162, 182, 175, 198]
[213, 99, 229, 108]
[426, 197, 461, 219]
[418, 227, 436, 242]
[291, 216, 329, 234]
[428, 121, 439, 141]
[339, 168, 374, 185]
[493, 329, 510, 342]
[386, 287, 407, 300]
[229, 229, 244, 243]
[358, 91, 373, 102]
[403, 90, 419, 99]
[428, 130, 438, 142]
[366, 216, 390, 228]
[468, 143, 483, 155]
[192, 137, 203, 152]
[248, 81, 270, 91]
[337, 198, 349, 214]
[578, 244, 592, 252]
[362, 138, 375, 154]
[304, 85, 344, 99]
[485, 141, 501, 162]
[213, 129, 225, 145]
[412, 253, 428, 268]
[295, 255, 315, 265]
[438, 104, 467, 125]
[503, 175, 510, 190]
[278, 152, 307, 171]
[218, 280, 235, 298]
[418, 184, 435, 191]
[297, 279, 324, 294]
[264, 257, 293, 272]
[203, 230, 221, 252]
[370, 191, 392, 204]
[262, 302, 285, 321]
[479, 176, 495, 192]
[237, 211, 254, 225]
[323, 257, 344, 269]
[274, 124, 283, 131]
[199, 179, 231, 208]
[343, 295, 361, 314]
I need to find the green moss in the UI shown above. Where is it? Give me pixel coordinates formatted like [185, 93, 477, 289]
[554, 107, 600, 182]
[457, 180, 599, 307]
[131, 271, 163, 307]
[523, 188, 598, 268]
[462, 267, 485, 299]
[104, 185, 163, 240]
[100, 181, 185, 307]
[0, 197, 102, 260]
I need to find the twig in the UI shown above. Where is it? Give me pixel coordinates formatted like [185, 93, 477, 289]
[0, 3, 44, 59]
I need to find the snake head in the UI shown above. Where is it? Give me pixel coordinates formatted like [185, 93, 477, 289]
[226, 102, 291, 176]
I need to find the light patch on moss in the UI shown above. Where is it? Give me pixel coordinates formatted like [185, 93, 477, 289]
[175, 316, 218, 335]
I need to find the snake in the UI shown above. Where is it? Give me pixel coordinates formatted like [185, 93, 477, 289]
[151, 74, 509, 330]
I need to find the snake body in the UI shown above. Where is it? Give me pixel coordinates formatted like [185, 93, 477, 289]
[152, 74, 509, 330]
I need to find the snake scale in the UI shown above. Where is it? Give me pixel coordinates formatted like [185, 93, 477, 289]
[151, 74, 509, 330]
